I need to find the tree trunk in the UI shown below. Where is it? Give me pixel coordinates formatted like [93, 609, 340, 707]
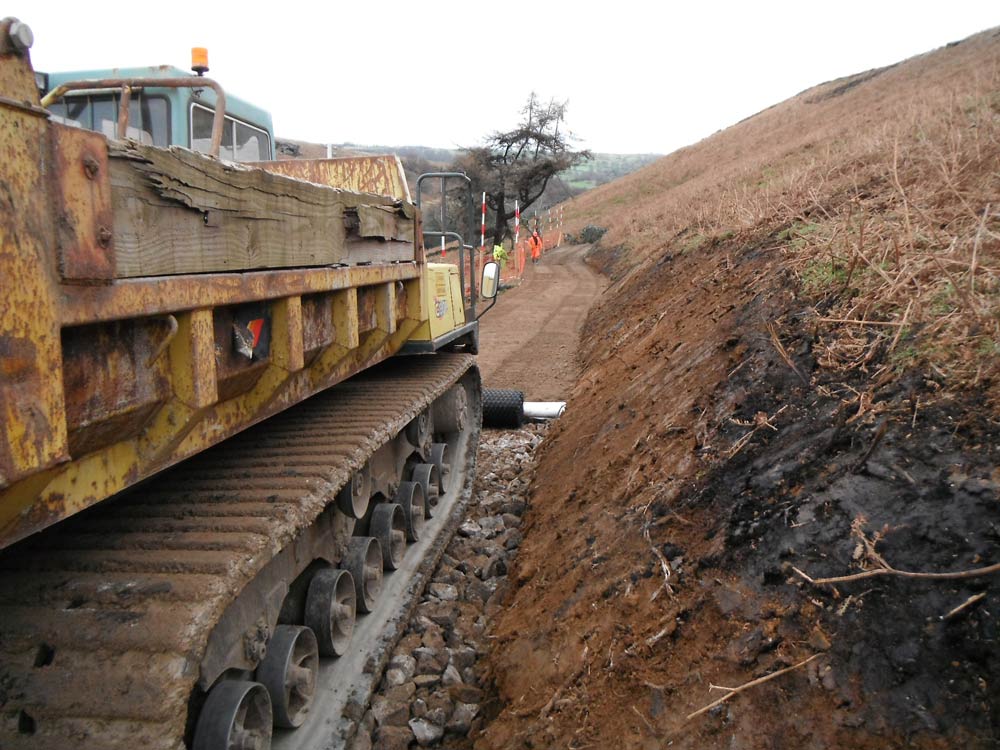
[490, 190, 507, 247]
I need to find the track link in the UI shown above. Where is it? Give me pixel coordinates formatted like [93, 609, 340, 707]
[0, 353, 478, 750]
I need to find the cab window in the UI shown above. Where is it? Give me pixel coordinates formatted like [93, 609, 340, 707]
[191, 103, 271, 162]
[47, 93, 169, 147]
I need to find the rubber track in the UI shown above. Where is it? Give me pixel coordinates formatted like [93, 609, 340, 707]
[0, 353, 475, 750]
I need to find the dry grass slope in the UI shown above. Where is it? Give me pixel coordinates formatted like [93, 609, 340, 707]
[479, 27, 1000, 750]
[566, 28, 1000, 396]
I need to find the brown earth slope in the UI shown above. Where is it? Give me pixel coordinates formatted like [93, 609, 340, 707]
[476, 28, 1000, 750]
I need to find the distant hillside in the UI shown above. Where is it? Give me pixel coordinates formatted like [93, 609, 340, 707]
[560, 152, 661, 191]
[274, 139, 659, 199]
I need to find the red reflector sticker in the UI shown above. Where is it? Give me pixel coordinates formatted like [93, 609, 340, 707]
[248, 319, 265, 349]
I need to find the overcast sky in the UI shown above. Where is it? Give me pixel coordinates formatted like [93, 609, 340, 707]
[12, 2, 998, 155]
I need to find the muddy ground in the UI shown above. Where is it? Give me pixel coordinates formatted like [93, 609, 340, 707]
[475, 244, 607, 399]
[472, 235, 1000, 749]
[365, 230, 999, 749]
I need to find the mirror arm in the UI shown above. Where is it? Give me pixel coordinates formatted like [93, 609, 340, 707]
[476, 296, 498, 320]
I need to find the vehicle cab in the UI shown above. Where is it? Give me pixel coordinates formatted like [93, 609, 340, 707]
[39, 63, 275, 161]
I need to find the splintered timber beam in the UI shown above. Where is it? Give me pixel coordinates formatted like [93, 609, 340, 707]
[107, 142, 417, 278]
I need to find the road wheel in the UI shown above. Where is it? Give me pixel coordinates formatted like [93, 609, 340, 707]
[369, 503, 406, 570]
[429, 442, 451, 495]
[394, 481, 425, 542]
[256, 625, 318, 728]
[344, 537, 382, 614]
[193, 680, 272, 750]
[304, 567, 355, 657]
[409, 463, 440, 518]
[336, 463, 371, 520]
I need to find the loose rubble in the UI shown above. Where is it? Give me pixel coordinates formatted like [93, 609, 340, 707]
[351, 425, 546, 750]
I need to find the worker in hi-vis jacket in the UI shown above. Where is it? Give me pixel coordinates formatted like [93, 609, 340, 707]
[529, 231, 543, 264]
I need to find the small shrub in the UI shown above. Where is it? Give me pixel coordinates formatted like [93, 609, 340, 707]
[580, 225, 608, 243]
[801, 259, 848, 294]
[681, 233, 708, 254]
[779, 220, 823, 249]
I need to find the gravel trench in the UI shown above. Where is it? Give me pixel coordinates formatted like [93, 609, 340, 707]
[349, 425, 546, 750]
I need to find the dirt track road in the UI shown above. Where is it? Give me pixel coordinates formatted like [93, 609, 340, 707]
[475, 244, 606, 400]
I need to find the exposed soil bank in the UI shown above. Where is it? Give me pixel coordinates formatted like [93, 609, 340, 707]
[476, 233, 1000, 750]
[467, 28, 1000, 750]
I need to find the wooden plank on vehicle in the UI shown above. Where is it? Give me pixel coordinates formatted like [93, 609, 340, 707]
[108, 143, 416, 277]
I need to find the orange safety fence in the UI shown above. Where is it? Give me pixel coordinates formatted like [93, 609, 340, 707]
[428, 231, 564, 304]
[486, 231, 564, 286]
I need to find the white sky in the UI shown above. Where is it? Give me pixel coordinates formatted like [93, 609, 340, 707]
[12, 1, 999, 154]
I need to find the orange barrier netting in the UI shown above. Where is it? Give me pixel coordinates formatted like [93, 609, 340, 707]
[430, 232, 564, 304]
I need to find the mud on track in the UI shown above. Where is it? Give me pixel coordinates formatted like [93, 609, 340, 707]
[476, 244, 606, 400]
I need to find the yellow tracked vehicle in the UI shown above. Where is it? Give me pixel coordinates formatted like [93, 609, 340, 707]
[0, 19, 498, 750]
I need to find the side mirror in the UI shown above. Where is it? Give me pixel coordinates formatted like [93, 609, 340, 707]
[481, 260, 500, 299]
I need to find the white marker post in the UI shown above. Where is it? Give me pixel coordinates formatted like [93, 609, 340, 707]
[481, 192, 486, 250]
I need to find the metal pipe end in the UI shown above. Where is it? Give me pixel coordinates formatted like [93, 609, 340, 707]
[8, 20, 33, 53]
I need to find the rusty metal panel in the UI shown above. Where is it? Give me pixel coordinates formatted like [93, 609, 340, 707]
[301, 293, 335, 365]
[356, 287, 379, 333]
[61, 319, 171, 456]
[271, 296, 304, 373]
[256, 156, 412, 202]
[58, 262, 421, 326]
[168, 309, 219, 411]
[213, 303, 271, 403]
[0, 59, 69, 496]
[50, 125, 115, 281]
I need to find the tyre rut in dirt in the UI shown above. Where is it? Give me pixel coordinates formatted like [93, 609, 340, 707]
[482, 388, 525, 428]
[0, 354, 477, 750]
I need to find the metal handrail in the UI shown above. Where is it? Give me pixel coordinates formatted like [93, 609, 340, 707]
[416, 172, 477, 319]
[41, 76, 227, 157]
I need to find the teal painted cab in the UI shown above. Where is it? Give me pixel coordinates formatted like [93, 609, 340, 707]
[43, 65, 275, 161]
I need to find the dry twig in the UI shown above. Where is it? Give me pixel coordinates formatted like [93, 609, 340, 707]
[632, 705, 656, 734]
[795, 560, 1000, 586]
[539, 645, 590, 720]
[942, 592, 987, 621]
[646, 624, 674, 648]
[727, 405, 788, 457]
[791, 515, 1000, 586]
[686, 655, 820, 721]
[818, 318, 906, 327]
[850, 419, 888, 472]
[644, 520, 675, 601]
[767, 322, 809, 385]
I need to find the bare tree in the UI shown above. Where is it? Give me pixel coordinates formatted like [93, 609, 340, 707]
[456, 93, 590, 246]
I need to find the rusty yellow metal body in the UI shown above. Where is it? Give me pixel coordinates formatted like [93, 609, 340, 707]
[0, 29, 459, 549]
[410, 264, 469, 342]
[258, 155, 413, 203]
